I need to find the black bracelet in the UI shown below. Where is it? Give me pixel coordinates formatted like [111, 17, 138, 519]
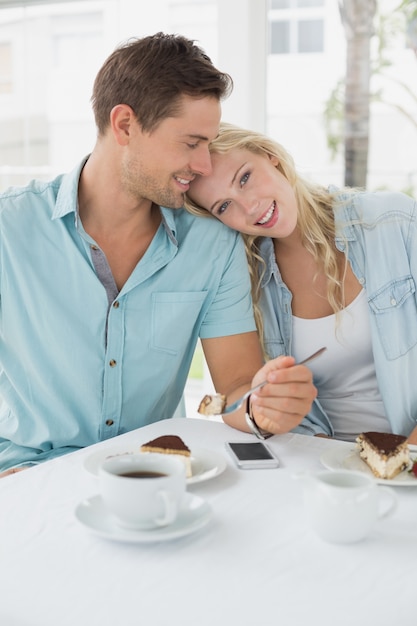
[244, 395, 273, 440]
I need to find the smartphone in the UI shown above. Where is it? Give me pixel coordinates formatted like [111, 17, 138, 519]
[225, 441, 280, 469]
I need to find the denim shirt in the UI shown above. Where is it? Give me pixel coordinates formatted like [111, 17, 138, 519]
[258, 189, 417, 437]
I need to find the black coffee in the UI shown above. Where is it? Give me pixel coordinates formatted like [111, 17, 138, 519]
[118, 470, 167, 479]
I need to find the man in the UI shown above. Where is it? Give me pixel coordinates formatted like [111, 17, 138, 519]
[0, 33, 316, 477]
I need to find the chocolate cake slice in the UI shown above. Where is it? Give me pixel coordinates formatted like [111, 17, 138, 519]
[140, 435, 192, 477]
[356, 431, 409, 479]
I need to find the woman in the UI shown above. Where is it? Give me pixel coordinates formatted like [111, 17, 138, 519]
[185, 122, 417, 443]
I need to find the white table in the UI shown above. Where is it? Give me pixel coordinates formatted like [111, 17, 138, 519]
[0, 417, 416, 626]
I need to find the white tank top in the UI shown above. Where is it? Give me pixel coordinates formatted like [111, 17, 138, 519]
[292, 289, 391, 441]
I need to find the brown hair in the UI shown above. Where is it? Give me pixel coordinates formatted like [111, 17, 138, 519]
[91, 32, 233, 135]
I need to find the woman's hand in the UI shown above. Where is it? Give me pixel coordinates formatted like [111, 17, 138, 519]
[249, 355, 318, 435]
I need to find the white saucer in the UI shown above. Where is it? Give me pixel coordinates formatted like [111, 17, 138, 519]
[320, 446, 417, 486]
[75, 493, 212, 543]
[83, 446, 227, 485]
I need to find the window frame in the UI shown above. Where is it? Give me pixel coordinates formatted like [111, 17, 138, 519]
[268, 0, 325, 55]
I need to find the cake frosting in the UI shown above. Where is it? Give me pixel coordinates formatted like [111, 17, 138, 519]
[356, 431, 409, 479]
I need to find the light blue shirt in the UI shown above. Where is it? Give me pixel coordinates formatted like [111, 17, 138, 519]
[259, 189, 417, 437]
[0, 159, 256, 470]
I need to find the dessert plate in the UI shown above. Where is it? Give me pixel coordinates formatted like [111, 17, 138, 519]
[75, 493, 212, 543]
[320, 446, 417, 486]
[83, 446, 227, 485]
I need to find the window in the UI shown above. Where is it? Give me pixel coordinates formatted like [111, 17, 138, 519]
[51, 13, 102, 70]
[406, 17, 417, 53]
[0, 41, 12, 93]
[271, 0, 323, 7]
[269, 0, 324, 55]
[0, 1, 106, 188]
[298, 18, 323, 52]
[0, 0, 221, 190]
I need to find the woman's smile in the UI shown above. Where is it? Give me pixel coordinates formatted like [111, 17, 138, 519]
[256, 201, 278, 227]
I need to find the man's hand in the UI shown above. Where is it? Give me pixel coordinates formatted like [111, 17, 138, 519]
[0, 466, 28, 479]
[248, 355, 318, 435]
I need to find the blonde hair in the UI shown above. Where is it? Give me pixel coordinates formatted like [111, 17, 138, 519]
[184, 122, 350, 357]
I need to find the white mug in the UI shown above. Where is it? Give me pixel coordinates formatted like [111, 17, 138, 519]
[99, 453, 186, 530]
[302, 470, 397, 544]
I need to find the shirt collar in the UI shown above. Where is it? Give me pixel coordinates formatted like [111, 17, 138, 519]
[159, 206, 179, 246]
[52, 156, 89, 221]
[258, 237, 277, 288]
[329, 186, 358, 245]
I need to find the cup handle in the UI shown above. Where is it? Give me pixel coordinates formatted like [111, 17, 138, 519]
[155, 490, 177, 527]
[377, 486, 398, 520]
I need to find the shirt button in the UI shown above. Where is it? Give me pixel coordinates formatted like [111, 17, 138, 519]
[91, 244, 99, 251]
[105, 419, 114, 426]
[113, 301, 120, 308]
[359, 277, 365, 285]
[390, 298, 397, 306]
[109, 359, 117, 367]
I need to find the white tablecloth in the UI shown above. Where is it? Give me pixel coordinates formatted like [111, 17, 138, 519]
[0, 417, 416, 626]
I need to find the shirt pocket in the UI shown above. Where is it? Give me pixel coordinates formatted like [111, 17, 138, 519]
[151, 291, 207, 355]
[368, 277, 417, 359]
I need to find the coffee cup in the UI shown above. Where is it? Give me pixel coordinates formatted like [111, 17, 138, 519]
[99, 453, 186, 530]
[302, 470, 397, 544]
